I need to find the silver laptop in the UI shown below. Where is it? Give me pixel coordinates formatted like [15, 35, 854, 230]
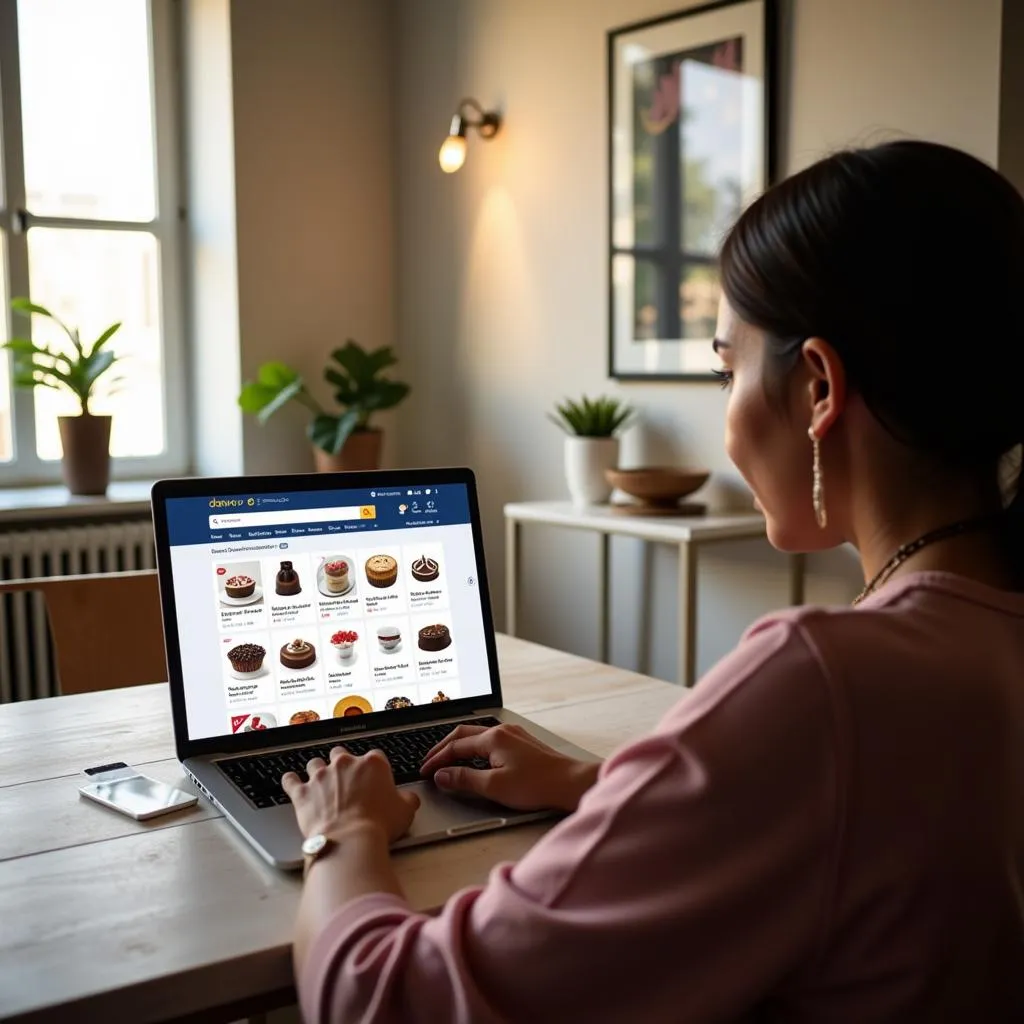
[151, 468, 594, 869]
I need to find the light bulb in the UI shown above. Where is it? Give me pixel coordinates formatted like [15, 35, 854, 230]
[438, 135, 467, 173]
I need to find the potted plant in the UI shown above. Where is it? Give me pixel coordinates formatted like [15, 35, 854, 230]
[238, 340, 410, 472]
[2, 297, 123, 495]
[549, 395, 633, 505]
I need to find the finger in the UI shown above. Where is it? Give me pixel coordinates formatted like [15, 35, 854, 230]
[420, 732, 493, 776]
[422, 724, 487, 763]
[433, 764, 492, 797]
[281, 771, 301, 795]
[329, 745, 350, 762]
[399, 787, 421, 813]
[305, 756, 326, 775]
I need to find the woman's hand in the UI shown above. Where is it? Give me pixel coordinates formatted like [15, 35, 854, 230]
[282, 747, 420, 843]
[420, 722, 600, 813]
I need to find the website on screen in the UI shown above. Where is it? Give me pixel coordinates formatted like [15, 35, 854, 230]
[164, 484, 493, 741]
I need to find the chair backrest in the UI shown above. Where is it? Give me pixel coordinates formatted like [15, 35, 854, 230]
[0, 570, 166, 696]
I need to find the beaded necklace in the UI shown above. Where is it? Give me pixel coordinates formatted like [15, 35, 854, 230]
[852, 516, 995, 606]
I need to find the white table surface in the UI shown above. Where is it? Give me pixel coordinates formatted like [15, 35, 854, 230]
[0, 633, 683, 1024]
[503, 500, 766, 542]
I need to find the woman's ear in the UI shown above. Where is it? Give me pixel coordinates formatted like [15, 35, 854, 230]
[801, 337, 846, 438]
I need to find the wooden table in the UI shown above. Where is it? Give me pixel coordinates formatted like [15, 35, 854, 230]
[0, 634, 683, 1024]
[504, 501, 806, 686]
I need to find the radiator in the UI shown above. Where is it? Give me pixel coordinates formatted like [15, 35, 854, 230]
[0, 520, 156, 702]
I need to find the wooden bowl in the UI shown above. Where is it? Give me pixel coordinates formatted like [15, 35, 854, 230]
[604, 467, 710, 506]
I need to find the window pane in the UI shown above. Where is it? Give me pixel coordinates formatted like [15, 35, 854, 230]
[680, 263, 720, 340]
[18, 0, 157, 220]
[0, 232, 13, 462]
[28, 229, 165, 460]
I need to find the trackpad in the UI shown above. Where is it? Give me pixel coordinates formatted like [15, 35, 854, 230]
[397, 780, 521, 844]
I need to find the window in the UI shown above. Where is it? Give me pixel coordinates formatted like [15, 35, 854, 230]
[0, 0, 185, 483]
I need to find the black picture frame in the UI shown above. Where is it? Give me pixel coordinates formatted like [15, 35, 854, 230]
[608, 0, 776, 381]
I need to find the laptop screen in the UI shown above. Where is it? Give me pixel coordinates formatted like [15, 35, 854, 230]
[161, 478, 496, 742]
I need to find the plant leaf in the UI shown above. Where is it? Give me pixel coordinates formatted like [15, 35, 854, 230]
[237, 376, 303, 422]
[91, 321, 122, 352]
[10, 297, 55, 319]
[256, 360, 300, 389]
[308, 408, 362, 455]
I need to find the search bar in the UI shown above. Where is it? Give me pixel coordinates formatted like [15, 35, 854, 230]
[209, 505, 375, 529]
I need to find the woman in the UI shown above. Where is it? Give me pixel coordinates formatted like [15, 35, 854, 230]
[283, 141, 1024, 1022]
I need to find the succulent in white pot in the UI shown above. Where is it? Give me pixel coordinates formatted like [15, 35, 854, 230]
[549, 395, 633, 506]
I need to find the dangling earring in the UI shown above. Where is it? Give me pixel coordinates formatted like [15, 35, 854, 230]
[809, 426, 827, 529]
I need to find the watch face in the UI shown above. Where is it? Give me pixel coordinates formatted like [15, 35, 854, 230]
[302, 833, 328, 857]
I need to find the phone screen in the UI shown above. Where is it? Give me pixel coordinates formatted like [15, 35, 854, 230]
[81, 775, 197, 819]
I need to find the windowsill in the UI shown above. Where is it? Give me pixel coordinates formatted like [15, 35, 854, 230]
[0, 480, 156, 525]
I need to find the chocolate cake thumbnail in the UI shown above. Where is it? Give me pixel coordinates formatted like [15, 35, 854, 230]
[224, 574, 255, 599]
[410, 554, 440, 583]
[417, 623, 451, 652]
[275, 560, 301, 596]
[280, 638, 316, 669]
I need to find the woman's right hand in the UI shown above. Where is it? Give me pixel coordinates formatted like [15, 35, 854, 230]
[420, 722, 600, 813]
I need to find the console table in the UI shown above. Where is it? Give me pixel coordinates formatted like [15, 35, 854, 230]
[504, 501, 806, 687]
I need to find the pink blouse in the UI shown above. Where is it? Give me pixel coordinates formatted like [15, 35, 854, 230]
[300, 572, 1024, 1023]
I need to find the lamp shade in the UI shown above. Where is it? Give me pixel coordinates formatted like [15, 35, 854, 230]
[438, 134, 467, 173]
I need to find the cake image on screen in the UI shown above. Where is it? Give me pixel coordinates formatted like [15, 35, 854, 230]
[275, 560, 301, 596]
[224, 574, 256, 599]
[280, 638, 316, 669]
[289, 709, 320, 725]
[431, 691, 450, 703]
[417, 623, 452, 652]
[333, 695, 373, 718]
[365, 554, 398, 588]
[410, 554, 440, 583]
[323, 559, 350, 594]
[377, 625, 401, 651]
[227, 643, 266, 674]
[384, 696, 413, 710]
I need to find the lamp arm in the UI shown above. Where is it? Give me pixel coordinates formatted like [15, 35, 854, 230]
[457, 97, 501, 138]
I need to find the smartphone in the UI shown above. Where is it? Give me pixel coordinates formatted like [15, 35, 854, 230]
[79, 762, 198, 820]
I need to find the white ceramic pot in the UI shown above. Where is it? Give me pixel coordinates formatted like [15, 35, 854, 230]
[564, 436, 619, 506]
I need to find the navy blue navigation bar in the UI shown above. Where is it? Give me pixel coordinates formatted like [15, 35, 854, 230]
[166, 483, 471, 546]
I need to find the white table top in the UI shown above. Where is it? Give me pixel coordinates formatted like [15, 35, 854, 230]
[0, 634, 684, 1024]
[504, 500, 766, 543]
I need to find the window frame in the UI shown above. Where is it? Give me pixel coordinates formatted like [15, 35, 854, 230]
[0, 0, 188, 484]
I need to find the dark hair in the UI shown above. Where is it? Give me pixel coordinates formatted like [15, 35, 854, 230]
[720, 140, 1024, 572]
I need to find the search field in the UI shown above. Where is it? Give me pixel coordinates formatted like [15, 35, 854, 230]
[209, 505, 375, 530]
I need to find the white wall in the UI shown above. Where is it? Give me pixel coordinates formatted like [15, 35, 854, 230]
[183, 0, 396, 477]
[393, 0, 1003, 681]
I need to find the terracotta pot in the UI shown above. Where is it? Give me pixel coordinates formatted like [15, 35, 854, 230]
[58, 414, 112, 496]
[313, 429, 383, 473]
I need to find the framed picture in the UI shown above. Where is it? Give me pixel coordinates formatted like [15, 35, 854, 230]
[608, 0, 775, 380]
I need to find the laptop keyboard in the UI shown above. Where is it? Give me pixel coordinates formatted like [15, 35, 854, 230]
[217, 717, 500, 809]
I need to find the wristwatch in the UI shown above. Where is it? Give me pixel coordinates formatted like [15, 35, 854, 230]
[301, 832, 332, 875]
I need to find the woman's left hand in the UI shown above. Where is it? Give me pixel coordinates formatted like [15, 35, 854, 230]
[282, 747, 420, 843]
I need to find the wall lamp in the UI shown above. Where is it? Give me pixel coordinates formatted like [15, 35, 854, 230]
[438, 98, 502, 173]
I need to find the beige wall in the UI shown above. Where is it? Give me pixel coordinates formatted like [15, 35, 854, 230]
[394, 0, 1003, 680]
[184, 0, 396, 476]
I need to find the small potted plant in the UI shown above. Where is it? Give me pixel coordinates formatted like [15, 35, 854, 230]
[549, 395, 633, 505]
[2, 297, 123, 495]
[238, 340, 410, 471]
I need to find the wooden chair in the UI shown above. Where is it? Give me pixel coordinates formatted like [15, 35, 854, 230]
[0, 570, 166, 696]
